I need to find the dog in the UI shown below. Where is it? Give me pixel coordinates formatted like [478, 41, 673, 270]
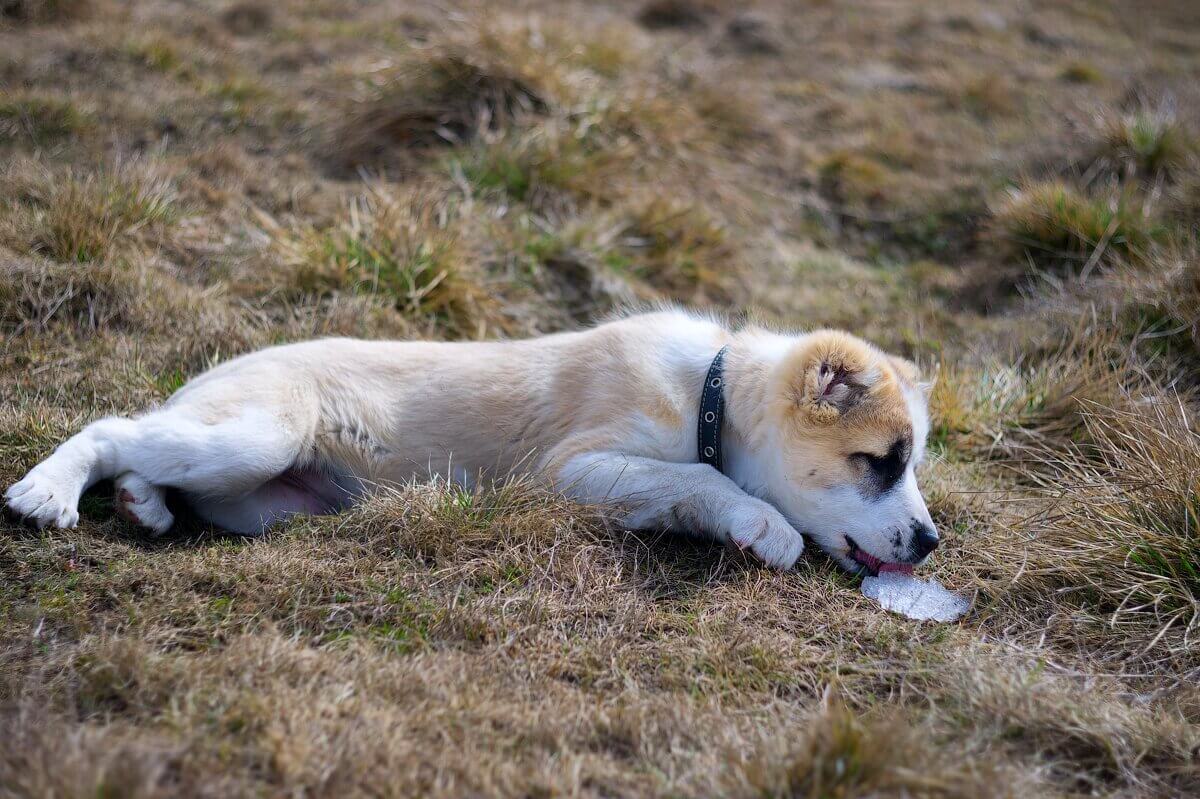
[4, 310, 938, 574]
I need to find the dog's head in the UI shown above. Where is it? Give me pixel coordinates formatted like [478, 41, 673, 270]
[747, 330, 936, 574]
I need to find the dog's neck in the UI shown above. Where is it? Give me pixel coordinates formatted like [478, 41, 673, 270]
[709, 328, 793, 499]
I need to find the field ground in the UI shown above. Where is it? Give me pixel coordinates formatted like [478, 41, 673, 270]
[3, 0, 1200, 796]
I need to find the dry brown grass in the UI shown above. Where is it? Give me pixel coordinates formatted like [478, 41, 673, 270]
[266, 185, 493, 337]
[0, 251, 233, 337]
[330, 25, 558, 173]
[602, 197, 740, 304]
[635, 0, 713, 31]
[3, 0, 1200, 795]
[1023, 400, 1200, 664]
[1, 162, 177, 264]
[990, 181, 1161, 275]
[720, 692, 1010, 798]
[1097, 104, 1194, 180]
[0, 92, 88, 145]
[0, 0, 91, 24]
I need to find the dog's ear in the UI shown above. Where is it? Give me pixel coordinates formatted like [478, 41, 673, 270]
[785, 331, 881, 423]
[889, 355, 935, 399]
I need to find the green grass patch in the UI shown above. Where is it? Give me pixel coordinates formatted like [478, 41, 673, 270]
[452, 128, 623, 209]
[1101, 108, 1192, 177]
[0, 94, 88, 145]
[610, 198, 737, 301]
[279, 191, 481, 335]
[1060, 61, 1102, 84]
[123, 36, 185, 74]
[992, 181, 1160, 272]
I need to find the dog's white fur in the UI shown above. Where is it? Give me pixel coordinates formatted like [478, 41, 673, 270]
[5, 310, 937, 572]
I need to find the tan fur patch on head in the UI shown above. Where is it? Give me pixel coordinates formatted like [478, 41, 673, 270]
[769, 330, 914, 459]
[772, 331, 885, 422]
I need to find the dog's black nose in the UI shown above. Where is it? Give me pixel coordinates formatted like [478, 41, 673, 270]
[912, 522, 939, 559]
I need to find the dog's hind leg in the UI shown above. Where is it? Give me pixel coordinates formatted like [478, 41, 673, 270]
[113, 472, 175, 535]
[5, 404, 307, 532]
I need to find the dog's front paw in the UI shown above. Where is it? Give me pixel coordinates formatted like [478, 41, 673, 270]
[4, 469, 80, 530]
[727, 501, 804, 569]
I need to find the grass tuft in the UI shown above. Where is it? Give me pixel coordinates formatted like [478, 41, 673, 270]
[273, 187, 484, 336]
[1100, 106, 1191, 178]
[122, 35, 184, 74]
[991, 181, 1158, 272]
[453, 124, 633, 213]
[929, 340, 1127, 462]
[1060, 61, 1103, 84]
[957, 74, 1019, 119]
[0, 0, 90, 24]
[0, 251, 245, 343]
[221, 1, 272, 36]
[343, 475, 613, 574]
[1, 163, 177, 262]
[609, 198, 739, 303]
[726, 698, 1002, 798]
[332, 34, 553, 171]
[1167, 160, 1200, 228]
[818, 150, 895, 207]
[0, 93, 87, 144]
[636, 0, 711, 31]
[1025, 400, 1200, 661]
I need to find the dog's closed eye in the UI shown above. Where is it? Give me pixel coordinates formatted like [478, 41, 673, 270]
[849, 442, 908, 495]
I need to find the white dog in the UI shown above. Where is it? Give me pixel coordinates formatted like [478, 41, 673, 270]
[5, 310, 939, 574]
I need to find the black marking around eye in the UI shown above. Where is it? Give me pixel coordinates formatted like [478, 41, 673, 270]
[854, 438, 910, 500]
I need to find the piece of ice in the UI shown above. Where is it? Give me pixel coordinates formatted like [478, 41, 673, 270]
[860, 572, 970, 622]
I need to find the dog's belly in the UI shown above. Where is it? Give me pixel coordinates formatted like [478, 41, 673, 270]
[265, 467, 356, 515]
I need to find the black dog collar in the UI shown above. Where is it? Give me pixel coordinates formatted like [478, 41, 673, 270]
[697, 346, 729, 472]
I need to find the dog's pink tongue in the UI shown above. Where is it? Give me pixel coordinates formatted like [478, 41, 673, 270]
[878, 562, 915, 575]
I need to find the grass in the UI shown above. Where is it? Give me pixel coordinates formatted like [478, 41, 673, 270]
[453, 126, 633, 213]
[818, 150, 893, 205]
[636, 0, 712, 31]
[1168, 163, 1200, 228]
[122, 35, 184, 74]
[0, 255, 208, 335]
[2, 0, 1200, 795]
[956, 74, 1019, 119]
[1023, 400, 1200, 661]
[0, 0, 91, 23]
[724, 697, 1004, 797]
[1100, 106, 1192, 178]
[272, 187, 484, 336]
[331, 30, 553, 172]
[0, 93, 87, 145]
[2, 163, 177, 263]
[991, 181, 1159, 272]
[1060, 61, 1103, 84]
[610, 197, 739, 303]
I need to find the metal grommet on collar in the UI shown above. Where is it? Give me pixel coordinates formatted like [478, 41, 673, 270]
[697, 346, 729, 473]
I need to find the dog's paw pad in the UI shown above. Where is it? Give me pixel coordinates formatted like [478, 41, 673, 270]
[113, 474, 173, 536]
